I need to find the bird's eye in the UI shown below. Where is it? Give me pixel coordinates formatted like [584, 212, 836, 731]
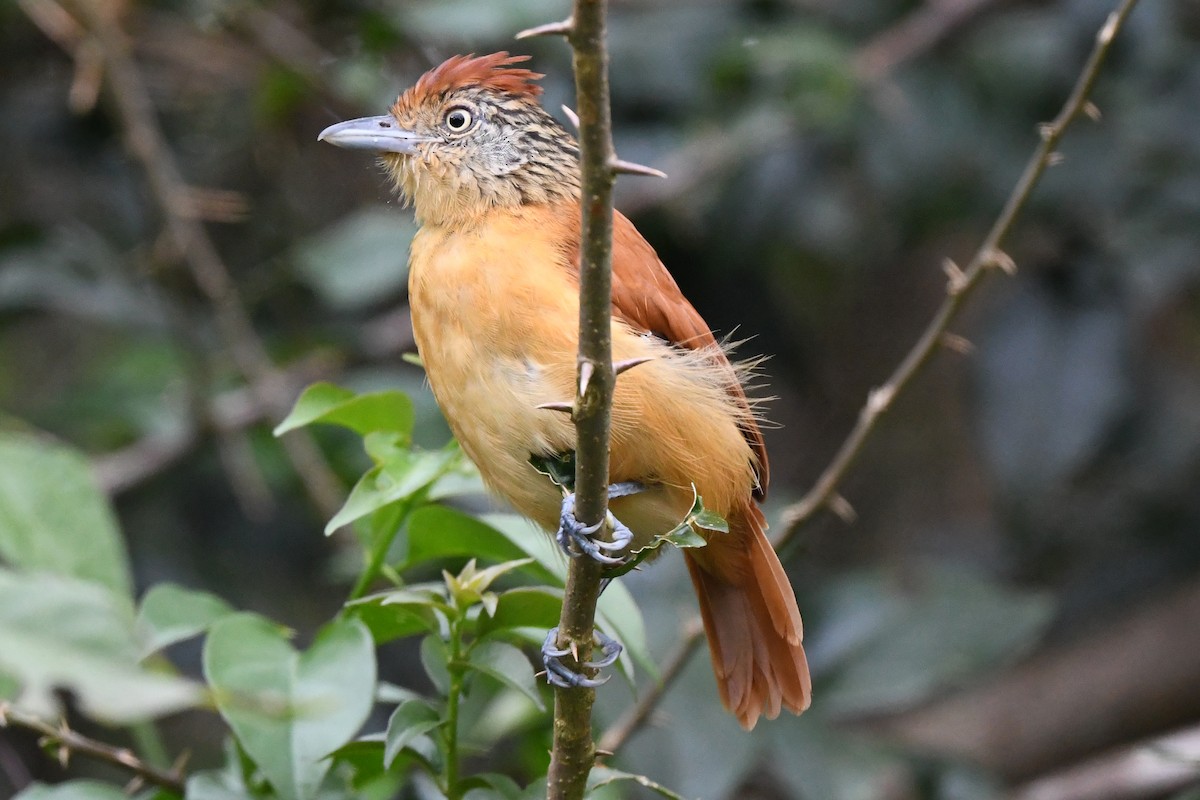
[444, 107, 473, 133]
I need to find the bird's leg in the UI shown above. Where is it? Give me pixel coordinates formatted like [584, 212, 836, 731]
[541, 627, 623, 688]
[555, 481, 644, 564]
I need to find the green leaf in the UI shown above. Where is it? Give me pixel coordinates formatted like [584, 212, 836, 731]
[475, 513, 566, 581]
[203, 614, 376, 800]
[14, 780, 131, 800]
[420, 634, 451, 696]
[136, 583, 234, 659]
[326, 447, 458, 534]
[383, 700, 442, 768]
[691, 508, 728, 534]
[462, 774, 526, 800]
[467, 640, 544, 710]
[597, 580, 655, 683]
[477, 587, 563, 638]
[587, 767, 686, 800]
[346, 584, 447, 643]
[0, 432, 131, 597]
[662, 521, 708, 548]
[402, 507, 557, 580]
[0, 569, 201, 723]
[274, 383, 414, 438]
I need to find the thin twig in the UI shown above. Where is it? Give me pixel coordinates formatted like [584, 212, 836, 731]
[545, 1, 619, 799]
[588, 0, 1143, 754]
[776, 0, 1141, 546]
[853, 0, 1001, 84]
[0, 703, 186, 794]
[1009, 723, 1200, 800]
[91, 353, 337, 495]
[597, 617, 705, 755]
[37, 0, 344, 520]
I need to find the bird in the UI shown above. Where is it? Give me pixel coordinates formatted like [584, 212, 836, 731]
[318, 52, 810, 729]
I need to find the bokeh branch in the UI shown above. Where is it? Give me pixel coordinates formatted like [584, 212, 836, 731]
[1009, 723, 1200, 800]
[776, 0, 1141, 545]
[598, 0, 1142, 756]
[26, 0, 343, 519]
[0, 704, 186, 794]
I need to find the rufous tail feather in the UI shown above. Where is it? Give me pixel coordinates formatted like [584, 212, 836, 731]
[684, 501, 811, 729]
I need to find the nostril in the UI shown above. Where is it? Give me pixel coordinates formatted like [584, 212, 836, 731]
[380, 121, 392, 128]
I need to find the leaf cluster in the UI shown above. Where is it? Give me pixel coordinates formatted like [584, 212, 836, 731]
[0, 383, 676, 800]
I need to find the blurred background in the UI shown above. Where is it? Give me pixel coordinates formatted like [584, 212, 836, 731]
[2, 0, 1199, 797]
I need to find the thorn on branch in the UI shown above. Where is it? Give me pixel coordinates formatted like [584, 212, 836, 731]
[942, 258, 968, 295]
[538, 401, 576, 415]
[578, 360, 595, 397]
[1098, 10, 1120, 44]
[608, 157, 668, 179]
[613, 356, 653, 376]
[1037, 122, 1056, 141]
[866, 385, 895, 417]
[940, 332, 975, 355]
[69, 41, 103, 114]
[1084, 101, 1102, 121]
[829, 493, 858, 524]
[561, 105, 580, 131]
[516, 17, 574, 39]
[987, 249, 1018, 275]
[1047, 151, 1065, 166]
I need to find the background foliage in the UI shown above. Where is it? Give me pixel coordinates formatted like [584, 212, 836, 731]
[2, 0, 1199, 798]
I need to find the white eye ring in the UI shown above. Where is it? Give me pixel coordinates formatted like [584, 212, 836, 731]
[445, 107, 473, 133]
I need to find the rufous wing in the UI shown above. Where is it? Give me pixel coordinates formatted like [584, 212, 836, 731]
[605, 210, 770, 498]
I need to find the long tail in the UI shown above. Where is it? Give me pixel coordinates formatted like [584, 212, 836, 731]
[683, 501, 811, 729]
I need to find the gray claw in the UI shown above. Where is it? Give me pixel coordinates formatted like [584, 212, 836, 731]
[556, 492, 635, 565]
[541, 627, 623, 688]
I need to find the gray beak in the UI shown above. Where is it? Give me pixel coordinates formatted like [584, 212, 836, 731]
[317, 116, 433, 155]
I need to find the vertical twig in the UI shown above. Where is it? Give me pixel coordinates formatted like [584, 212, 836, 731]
[551, 2, 616, 798]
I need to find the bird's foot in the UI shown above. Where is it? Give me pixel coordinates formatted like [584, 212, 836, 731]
[542, 627, 623, 688]
[555, 482, 643, 564]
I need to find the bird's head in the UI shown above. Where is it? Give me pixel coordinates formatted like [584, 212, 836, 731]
[319, 53, 581, 227]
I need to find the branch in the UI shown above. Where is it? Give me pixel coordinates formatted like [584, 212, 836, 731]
[853, 0, 1001, 85]
[31, 0, 344, 520]
[91, 353, 337, 496]
[858, 577, 1200, 781]
[586, 0, 1144, 755]
[776, 0, 1141, 546]
[543, 2, 618, 799]
[1009, 723, 1200, 800]
[0, 704, 186, 794]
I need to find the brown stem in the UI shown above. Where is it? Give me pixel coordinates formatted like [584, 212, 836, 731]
[545, 2, 619, 799]
[776, 0, 1141, 547]
[0, 704, 185, 794]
